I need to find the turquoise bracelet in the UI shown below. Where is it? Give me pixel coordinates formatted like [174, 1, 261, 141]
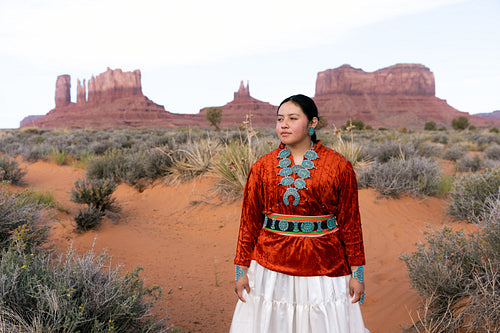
[352, 266, 364, 283]
[235, 265, 245, 281]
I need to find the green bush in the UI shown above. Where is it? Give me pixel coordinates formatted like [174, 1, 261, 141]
[70, 178, 120, 214]
[52, 149, 68, 165]
[447, 168, 500, 223]
[357, 156, 442, 197]
[451, 116, 470, 130]
[424, 121, 437, 131]
[0, 156, 26, 185]
[490, 127, 499, 134]
[0, 243, 163, 332]
[401, 206, 500, 332]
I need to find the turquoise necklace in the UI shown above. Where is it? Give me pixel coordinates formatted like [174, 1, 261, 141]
[277, 144, 318, 206]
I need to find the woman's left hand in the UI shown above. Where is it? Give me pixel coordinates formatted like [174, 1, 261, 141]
[349, 277, 365, 304]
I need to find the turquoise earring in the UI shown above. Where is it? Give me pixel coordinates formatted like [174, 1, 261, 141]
[308, 127, 315, 136]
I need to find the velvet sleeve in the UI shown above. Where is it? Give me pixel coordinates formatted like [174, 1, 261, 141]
[337, 160, 366, 268]
[234, 162, 265, 267]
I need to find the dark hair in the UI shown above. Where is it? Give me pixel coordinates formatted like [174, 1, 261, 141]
[277, 94, 319, 143]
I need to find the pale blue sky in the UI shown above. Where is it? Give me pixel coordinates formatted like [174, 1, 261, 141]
[0, 0, 499, 128]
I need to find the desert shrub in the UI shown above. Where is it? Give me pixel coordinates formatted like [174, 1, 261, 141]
[455, 155, 483, 172]
[86, 148, 173, 186]
[485, 143, 500, 160]
[85, 149, 128, 181]
[0, 244, 163, 332]
[447, 168, 500, 223]
[424, 121, 437, 131]
[0, 186, 49, 252]
[451, 116, 470, 130]
[417, 142, 442, 158]
[441, 145, 467, 161]
[490, 127, 499, 134]
[167, 139, 218, 184]
[483, 158, 500, 170]
[467, 131, 500, 147]
[357, 156, 441, 197]
[70, 178, 120, 214]
[431, 132, 449, 144]
[401, 206, 500, 332]
[51, 149, 68, 165]
[20, 144, 52, 162]
[0, 156, 26, 185]
[364, 140, 417, 163]
[26, 189, 69, 213]
[74, 206, 105, 231]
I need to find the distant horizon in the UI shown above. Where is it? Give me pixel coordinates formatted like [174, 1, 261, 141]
[16, 62, 499, 121]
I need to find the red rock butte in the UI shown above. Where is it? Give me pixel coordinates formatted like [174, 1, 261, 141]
[312, 64, 497, 129]
[21, 64, 499, 129]
[199, 81, 277, 128]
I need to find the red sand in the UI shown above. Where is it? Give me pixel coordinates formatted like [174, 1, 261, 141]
[13, 160, 472, 332]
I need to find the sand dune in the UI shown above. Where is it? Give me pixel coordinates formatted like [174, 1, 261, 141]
[14, 160, 471, 332]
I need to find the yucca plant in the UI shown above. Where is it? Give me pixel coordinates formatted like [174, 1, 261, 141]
[166, 139, 218, 184]
[331, 123, 372, 171]
[211, 115, 273, 198]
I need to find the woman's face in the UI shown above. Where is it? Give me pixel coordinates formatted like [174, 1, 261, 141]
[276, 101, 312, 148]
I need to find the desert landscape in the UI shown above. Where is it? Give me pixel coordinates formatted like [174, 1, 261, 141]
[2, 61, 498, 332]
[6, 154, 476, 333]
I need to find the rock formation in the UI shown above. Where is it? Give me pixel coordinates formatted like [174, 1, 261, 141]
[313, 64, 497, 129]
[86, 67, 143, 104]
[77, 79, 86, 104]
[476, 110, 500, 121]
[26, 68, 202, 129]
[55, 75, 71, 108]
[20, 64, 500, 130]
[199, 81, 277, 128]
[316, 64, 435, 96]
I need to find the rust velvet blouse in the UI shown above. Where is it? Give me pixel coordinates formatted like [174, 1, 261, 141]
[234, 141, 366, 277]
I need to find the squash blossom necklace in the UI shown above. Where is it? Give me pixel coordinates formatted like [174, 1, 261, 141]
[277, 143, 318, 206]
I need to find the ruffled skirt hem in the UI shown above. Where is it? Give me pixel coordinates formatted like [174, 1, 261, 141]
[230, 260, 369, 333]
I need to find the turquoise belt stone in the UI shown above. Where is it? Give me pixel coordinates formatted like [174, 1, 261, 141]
[264, 213, 338, 237]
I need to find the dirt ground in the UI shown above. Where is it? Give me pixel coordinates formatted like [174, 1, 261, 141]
[12, 160, 472, 332]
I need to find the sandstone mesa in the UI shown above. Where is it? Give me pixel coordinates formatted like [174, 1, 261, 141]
[20, 64, 499, 129]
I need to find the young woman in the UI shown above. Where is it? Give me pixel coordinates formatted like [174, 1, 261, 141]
[230, 94, 368, 332]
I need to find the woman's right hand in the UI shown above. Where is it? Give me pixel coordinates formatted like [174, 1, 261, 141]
[235, 274, 250, 302]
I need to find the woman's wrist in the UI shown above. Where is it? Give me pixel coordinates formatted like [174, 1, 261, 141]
[235, 265, 248, 281]
[351, 266, 364, 283]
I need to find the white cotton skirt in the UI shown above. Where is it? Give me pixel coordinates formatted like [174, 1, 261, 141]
[230, 260, 369, 333]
